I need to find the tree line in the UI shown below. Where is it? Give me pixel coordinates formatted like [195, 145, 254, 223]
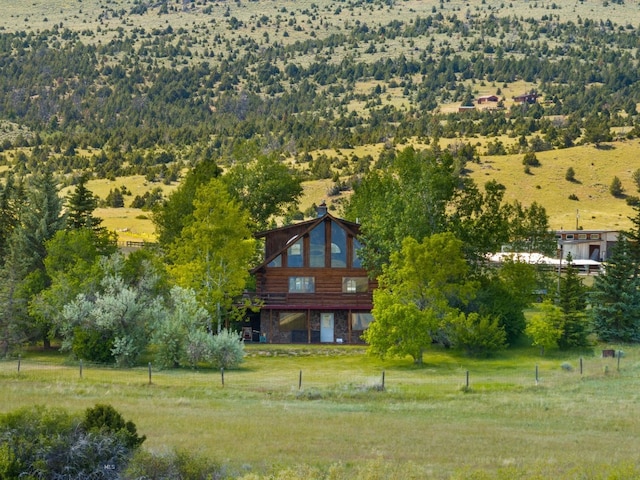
[1, 144, 638, 365]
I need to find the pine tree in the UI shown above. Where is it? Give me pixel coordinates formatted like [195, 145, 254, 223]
[0, 173, 25, 266]
[590, 238, 640, 342]
[20, 170, 67, 272]
[556, 253, 589, 348]
[67, 176, 102, 231]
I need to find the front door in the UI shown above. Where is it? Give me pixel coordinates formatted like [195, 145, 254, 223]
[320, 313, 334, 343]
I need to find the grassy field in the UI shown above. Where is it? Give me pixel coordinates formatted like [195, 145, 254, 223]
[1, 344, 639, 478]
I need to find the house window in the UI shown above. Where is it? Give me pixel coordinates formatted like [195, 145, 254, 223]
[289, 276, 315, 293]
[279, 312, 306, 332]
[565, 234, 574, 240]
[578, 234, 587, 240]
[351, 313, 373, 330]
[590, 234, 600, 240]
[331, 222, 347, 267]
[352, 238, 363, 268]
[268, 255, 282, 267]
[309, 222, 325, 267]
[342, 277, 369, 293]
[287, 238, 303, 267]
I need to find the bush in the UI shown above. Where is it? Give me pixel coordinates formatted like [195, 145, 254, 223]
[125, 448, 224, 480]
[449, 312, 507, 357]
[82, 404, 146, 450]
[0, 404, 143, 479]
[565, 166, 576, 182]
[209, 329, 245, 370]
[522, 151, 540, 167]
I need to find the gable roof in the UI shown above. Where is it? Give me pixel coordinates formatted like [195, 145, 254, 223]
[252, 211, 361, 273]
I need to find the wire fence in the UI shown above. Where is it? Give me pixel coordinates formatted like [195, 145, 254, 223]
[0, 350, 631, 395]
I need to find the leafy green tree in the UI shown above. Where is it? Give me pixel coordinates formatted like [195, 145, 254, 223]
[590, 237, 640, 342]
[167, 178, 255, 333]
[364, 233, 476, 364]
[565, 166, 576, 182]
[525, 300, 563, 354]
[59, 255, 164, 366]
[153, 158, 221, 247]
[29, 228, 117, 344]
[556, 253, 590, 348]
[345, 147, 459, 275]
[223, 153, 303, 231]
[473, 259, 537, 345]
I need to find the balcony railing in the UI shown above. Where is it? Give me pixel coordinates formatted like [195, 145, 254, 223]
[247, 291, 373, 309]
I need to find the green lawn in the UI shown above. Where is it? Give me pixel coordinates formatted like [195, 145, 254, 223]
[1, 344, 639, 478]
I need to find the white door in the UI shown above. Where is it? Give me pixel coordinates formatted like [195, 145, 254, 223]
[320, 313, 334, 343]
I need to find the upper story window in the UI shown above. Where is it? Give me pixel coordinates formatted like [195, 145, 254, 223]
[289, 276, 315, 293]
[331, 222, 347, 268]
[352, 238, 363, 269]
[287, 238, 303, 267]
[309, 222, 325, 267]
[268, 255, 282, 267]
[343, 277, 369, 293]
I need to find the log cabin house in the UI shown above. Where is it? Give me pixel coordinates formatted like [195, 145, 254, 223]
[248, 203, 375, 344]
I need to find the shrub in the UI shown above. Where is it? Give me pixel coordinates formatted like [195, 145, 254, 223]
[568, 193, 579, 201]
[125, 448, 224, 479]
[82, 404, 146, 450]
[565, 166, 576, 182]
[449, 312, 507, 357]
[0, 404, 143, 479]
[209, 329, 245, 370]
[522, 151, 540, 167]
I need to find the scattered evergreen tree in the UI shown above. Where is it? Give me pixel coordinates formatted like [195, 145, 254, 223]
[609, 176, 624, 197]
[590, 238, 640, 342]
[556, 253, 590, 348]
[67, 176, 103, 231]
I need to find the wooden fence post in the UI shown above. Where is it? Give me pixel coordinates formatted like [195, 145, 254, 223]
[148, 362, 152, 385]
[298, 370, 302, 390]
[80, 359, 83, 379]
[221, 367, 225, 387]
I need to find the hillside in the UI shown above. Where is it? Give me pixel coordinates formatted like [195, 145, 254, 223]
[1, 0, 640, 236]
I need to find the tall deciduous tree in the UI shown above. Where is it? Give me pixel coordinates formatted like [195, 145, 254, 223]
[345, 146, 458, 275]
[167, 178, 255, 333]
[526, 300, 563, 355]
[153, 158, 221, 247]
[223, 153, 303, 231]
[29, 228, 117, 343]
[364, 233, 477, 364]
